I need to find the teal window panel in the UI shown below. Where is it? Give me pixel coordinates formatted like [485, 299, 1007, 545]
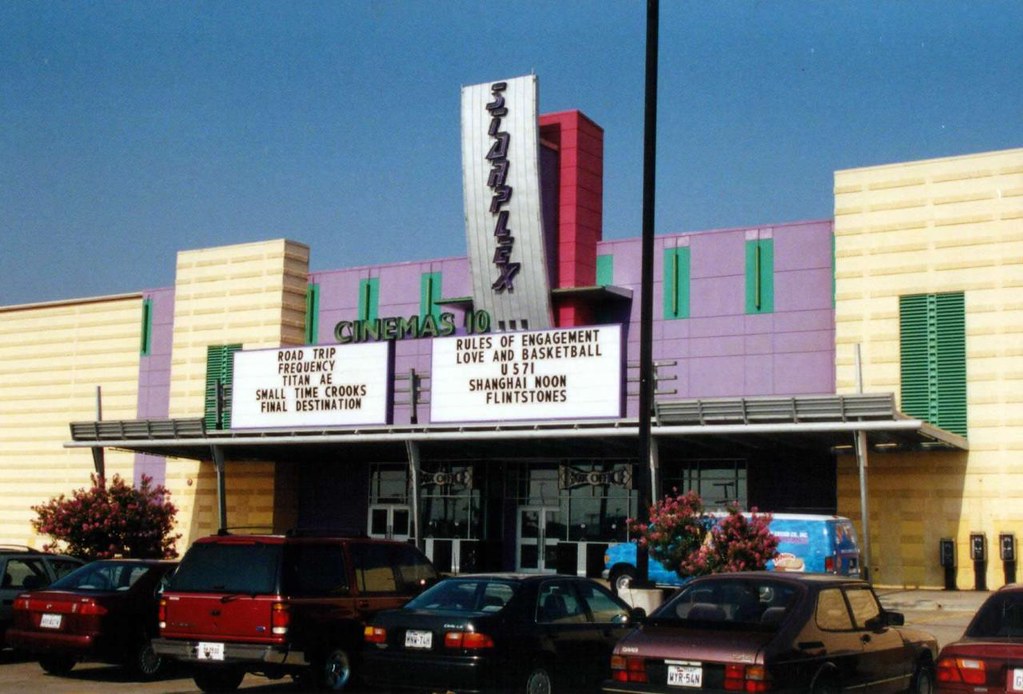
[140, 298, 153, 356]
[899, 292, 967, 437]
[596, 254, 614, 286]
[358, 278, 379, 322]
[421, 272, 442, 320]
[745, 238, 774, 314]
[305, 283, 320, 344]
[662, 246, 690, 319]
[204, 344, 242, 431]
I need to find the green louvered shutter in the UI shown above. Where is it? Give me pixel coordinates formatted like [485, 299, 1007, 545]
[305, 283, 320, 344]
[204, 344, 241, 430]
[899, 293, 966, 437]
[935, 292, 967, 436]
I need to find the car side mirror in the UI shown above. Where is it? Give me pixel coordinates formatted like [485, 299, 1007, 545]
[884, 610, 905, 627]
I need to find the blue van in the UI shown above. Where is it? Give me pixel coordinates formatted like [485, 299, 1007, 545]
[603, 513, 860, 593]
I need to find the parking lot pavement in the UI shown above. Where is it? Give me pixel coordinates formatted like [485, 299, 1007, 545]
[0, 651, 305, 693]
[878, 587, 990, 649]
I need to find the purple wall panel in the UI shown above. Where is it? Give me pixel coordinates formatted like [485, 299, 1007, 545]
[134, 287, 174, 486]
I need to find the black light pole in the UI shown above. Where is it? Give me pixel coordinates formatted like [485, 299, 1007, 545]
[636, 0, 659, 586]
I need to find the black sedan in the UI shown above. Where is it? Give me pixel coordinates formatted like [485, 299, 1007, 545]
[7, 559, 177, 679]
[603, 571, 937, 694]
[362, 573, 642, 692]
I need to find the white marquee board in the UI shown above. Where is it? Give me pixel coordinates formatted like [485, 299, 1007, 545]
[430, 325, 622, 423]
[230, 343, 390, 429]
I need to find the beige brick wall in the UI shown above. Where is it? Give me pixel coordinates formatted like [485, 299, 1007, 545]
[165, 239, 310, 547]
[835, 148, 1023, 588]
[0, 295, 143, 546]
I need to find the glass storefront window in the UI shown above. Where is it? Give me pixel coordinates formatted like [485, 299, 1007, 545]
[662, 459, 747, 510]
[420, 464, 480, 539]
[369, 464, 408, 503]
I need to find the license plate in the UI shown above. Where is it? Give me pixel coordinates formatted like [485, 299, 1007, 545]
[39, 613, 61, 629]
[1010, 668, 1023, 691]
[197, 641, 225, 661]
[404, 629, 433, 649]
[667, 661, 702, 688]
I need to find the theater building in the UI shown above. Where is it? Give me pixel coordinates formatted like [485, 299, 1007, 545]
[1, 76, 1019, 590]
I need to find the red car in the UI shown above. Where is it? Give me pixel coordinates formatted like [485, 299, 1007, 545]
[7, 558, 177, 679]
[936, 585, 1023, 692]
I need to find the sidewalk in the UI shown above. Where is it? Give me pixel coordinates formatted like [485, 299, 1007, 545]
[877, 587, 991, 613]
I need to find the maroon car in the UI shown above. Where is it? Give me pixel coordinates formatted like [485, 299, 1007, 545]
[936, 585, 1023, 692]
[604, 572, 937, 693]
[7, 559, 177, 679]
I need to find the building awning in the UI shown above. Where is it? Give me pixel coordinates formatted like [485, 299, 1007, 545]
[66, 393, 966, 463]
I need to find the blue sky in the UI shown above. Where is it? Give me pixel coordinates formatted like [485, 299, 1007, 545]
[2, 1, 1020, 306]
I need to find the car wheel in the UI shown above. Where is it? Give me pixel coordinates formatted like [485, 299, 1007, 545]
[912, 661, 935, 694]
[312, 646, 352, 690]
[129, 635, 164, 679]
[193, 667, 245, 692]
[525, 665, 553, 694]
[38, 653, 76, 676]
[610, 566, 637, 594]
[810, 674, 840, 694]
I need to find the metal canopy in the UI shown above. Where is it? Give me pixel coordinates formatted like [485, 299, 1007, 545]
[67, 393, 966, 464]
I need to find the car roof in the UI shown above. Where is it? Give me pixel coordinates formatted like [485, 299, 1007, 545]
[441, 573, 600, 584]
[686, 571, 867, 588]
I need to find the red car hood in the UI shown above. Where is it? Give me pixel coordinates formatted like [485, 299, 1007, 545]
[616, 624, 775, 664]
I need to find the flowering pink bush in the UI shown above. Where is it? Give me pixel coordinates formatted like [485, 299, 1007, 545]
[686, 503, 779, 576]
[628, 492, 779, 578]
[31, 473, 180, 560]
[628, 489, 709, 575]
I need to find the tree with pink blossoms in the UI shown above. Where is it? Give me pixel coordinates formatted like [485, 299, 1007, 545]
[31, 473, 180, 560]
[628, 490, 779, 578]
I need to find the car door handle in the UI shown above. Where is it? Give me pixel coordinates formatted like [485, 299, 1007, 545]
[358, 600, 370, 609]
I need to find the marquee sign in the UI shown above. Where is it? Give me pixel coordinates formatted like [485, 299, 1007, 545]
[461, 75, 553, 332]
[430, 325, 622, 423]
[230, 343, 390, 428]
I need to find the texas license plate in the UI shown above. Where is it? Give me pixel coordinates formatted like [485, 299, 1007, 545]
[1010, 668, 1023, 691]
[404, 629, 433, 649]
[39, 613, 62, 629]
[197, 641, 225, 660]
[667, 661, 702, 688]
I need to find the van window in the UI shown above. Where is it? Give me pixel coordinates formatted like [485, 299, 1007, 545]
[283, 543, 349, 596]
[393, 546, 438, 593]
[350, 543, 398, 593]
[170, 542, 281, 594]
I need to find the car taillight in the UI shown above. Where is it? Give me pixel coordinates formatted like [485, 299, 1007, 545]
[158, 597, 167, 629]
[825, 555, 836, 573]
[271, 602, 290, 635]
[610, 655, 647, 683]
[937, 656, 987, 685]
[364, 626, 387, 644]
[79, 599, 108, 616]
[444, 631, 494, 649]
[724, 663, 771, 692]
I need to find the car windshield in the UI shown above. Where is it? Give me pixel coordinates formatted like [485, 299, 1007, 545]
[169, 542, 281, 594]
[50, 561, 151, 592]
[651, 577, 801, 630]
[405, 578, 519, 613]
[967, 593, 1023, 638]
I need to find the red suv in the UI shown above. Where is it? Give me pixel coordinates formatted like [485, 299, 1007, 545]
[152, 532, 437, 692]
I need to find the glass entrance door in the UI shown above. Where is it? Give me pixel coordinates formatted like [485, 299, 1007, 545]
[368, 504, 411, 542]
[517, 506, 561, 573]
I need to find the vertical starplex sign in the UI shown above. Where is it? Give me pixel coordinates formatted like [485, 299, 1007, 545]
[461, 75, 553, 332]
